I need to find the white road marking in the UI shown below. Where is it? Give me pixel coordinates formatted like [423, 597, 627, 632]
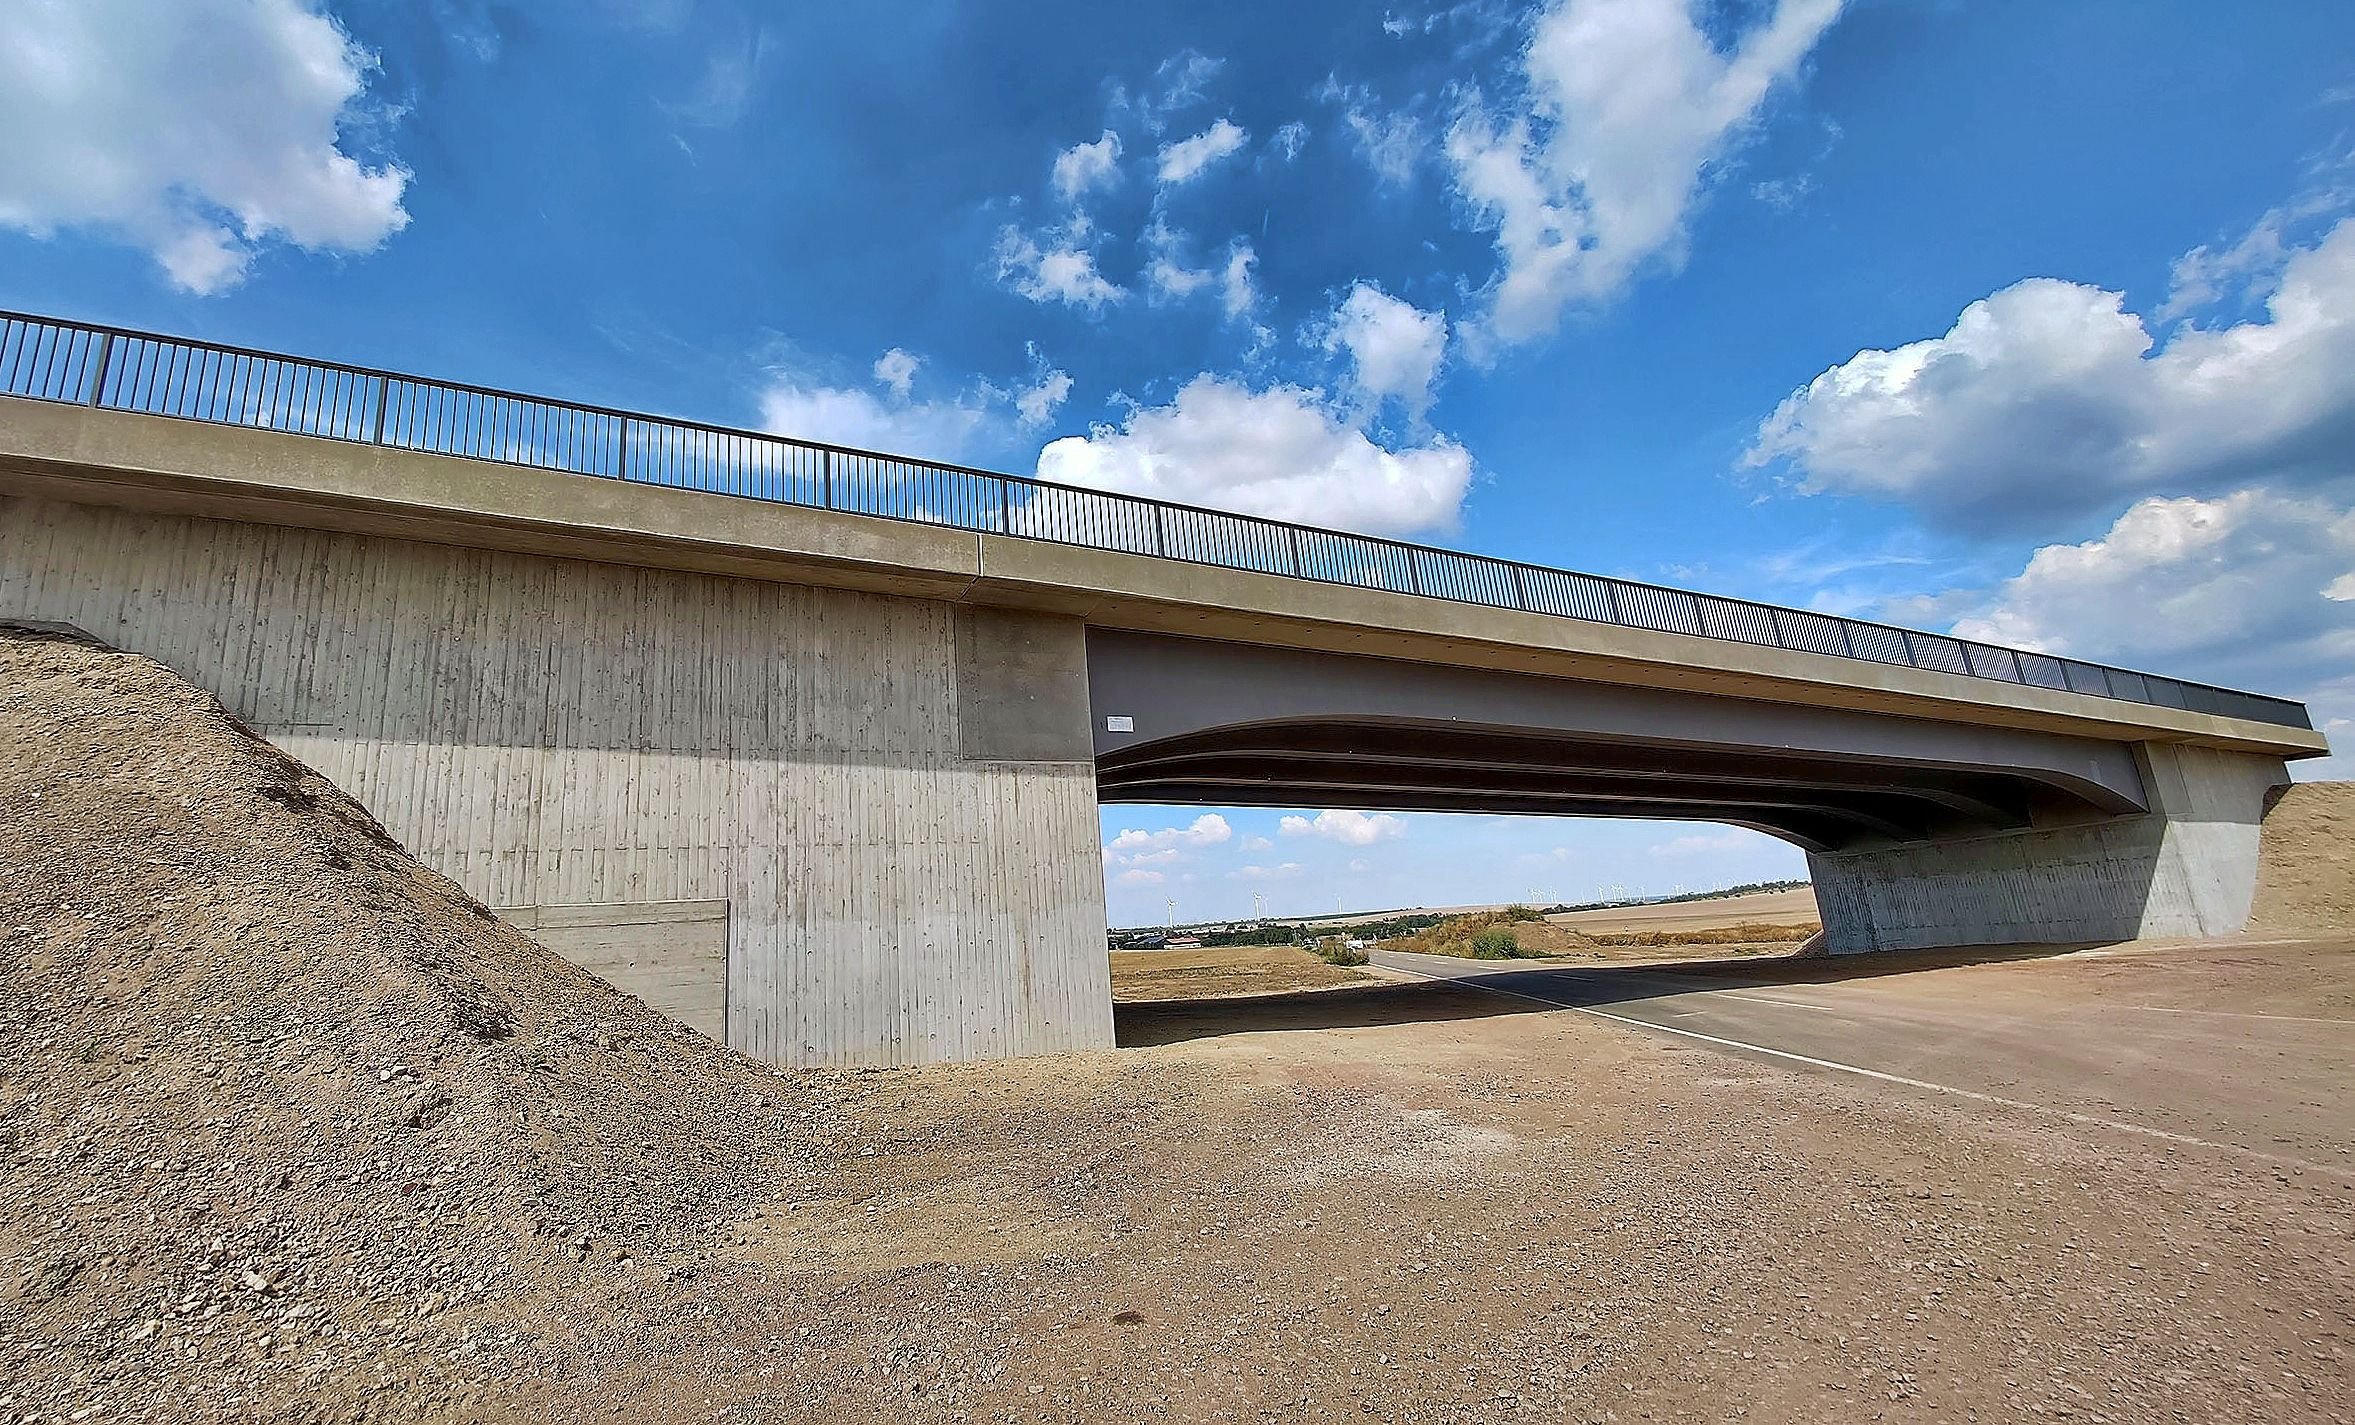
[1382, 958, 2354, 1181]
[2116, 1006, 2355, 1027]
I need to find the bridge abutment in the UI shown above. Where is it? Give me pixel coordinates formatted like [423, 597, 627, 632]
[1, 495, 1115, 1067]
[1808, 744, 2288, 953]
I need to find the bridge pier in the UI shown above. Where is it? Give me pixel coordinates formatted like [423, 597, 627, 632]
[1807, 744, 2287, 952]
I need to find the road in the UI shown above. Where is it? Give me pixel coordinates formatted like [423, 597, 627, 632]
[1374, 937, 2355, 1181]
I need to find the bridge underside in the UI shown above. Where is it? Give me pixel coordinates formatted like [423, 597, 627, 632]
[1097, 720, 2132, 854]
[1088, 630, 2290, 951]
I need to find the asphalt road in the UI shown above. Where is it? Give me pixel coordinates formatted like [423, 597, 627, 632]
[1373, 939, 2355, 1181]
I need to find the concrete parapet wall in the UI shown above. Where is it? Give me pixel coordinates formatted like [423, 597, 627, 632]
[0, 494, 1113, 1067]
[1810, 744, 2289, 952]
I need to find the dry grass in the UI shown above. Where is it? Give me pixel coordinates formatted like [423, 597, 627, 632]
[1587, 921, 1821, 948]
[1387, 909, 1596, 960]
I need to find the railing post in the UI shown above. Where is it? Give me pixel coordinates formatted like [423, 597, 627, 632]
[1837, 620, 1857, 658]
[1603, 581, 1624, 624]
[371, 375, 389, 444]
[1405, 548, 1421, 594]
[1287, 526, 1303, 576]
[821, 449, 834, 508]
[1000, 478, 1012, 534]
[1153, 505, 1167, 557]
[616, 419, 629, 480]
[1766, 607, 1787, 648]
[1510, 564, 1528, 612]
[84, 332, 113, 406]
[1899, 630, 1921, 667]
[2007, 648, 2026, 683]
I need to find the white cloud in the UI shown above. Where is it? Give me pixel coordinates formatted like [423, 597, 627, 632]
[1240, 834, 1275, 852]
[1157, 118, 1249, 185]
[1322, 282, 1448, 418]
[1279, 809, 1408, 845]
[1052, 130, 1122, 203]
[992, 226, 1126, 310]
[1115, 868, 1167, 887]
[1233, 863, 1305, 880]
[1115, 50, 1224, 134]
[1650, 830, 1751, 857]
[0, 0, 411, 294]
[1446, 0, 1844, 346]
[1346, 858, 1372, 873]
[1103, 813, 1234, 866]
[1943, 491, 2355, 684]
[1320, 79, 1425, 186]
[871, 348, 920, 399]
[1747, 218, 2355, 533]
[1034, 375, 1474, 537]
[1015, 366, 1073, 429]
[758, 375, 993, 460]
[1273, 121, 1310, 162]
[1219, 243, 1259, 320]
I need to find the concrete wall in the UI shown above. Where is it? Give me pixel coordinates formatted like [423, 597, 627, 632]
[497, 900, 729, 1041]
[0, 494, 1113, 1067]
[1809, 744, 2288, 952]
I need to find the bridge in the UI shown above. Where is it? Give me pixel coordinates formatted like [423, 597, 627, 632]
[0, 312, 2325, 1065]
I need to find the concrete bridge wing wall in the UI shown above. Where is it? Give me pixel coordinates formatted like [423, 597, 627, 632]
[0, 495, 1113, 1067]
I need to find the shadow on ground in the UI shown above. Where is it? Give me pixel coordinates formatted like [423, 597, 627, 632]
[1115, 979, 1542, 1047]
[1117, 941, 2121, 1048]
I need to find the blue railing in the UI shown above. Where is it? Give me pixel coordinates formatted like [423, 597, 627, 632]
[0, 310, 2312, 731]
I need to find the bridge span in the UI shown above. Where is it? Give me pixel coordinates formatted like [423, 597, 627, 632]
[0, 313, 2325, 1065]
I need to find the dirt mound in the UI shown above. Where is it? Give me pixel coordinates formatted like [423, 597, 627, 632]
[0, 625, 843, 1422]
[2248, 780, 2355, 934]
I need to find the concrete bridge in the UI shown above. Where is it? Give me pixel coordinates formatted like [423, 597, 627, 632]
[0, 313, 2325, 1065]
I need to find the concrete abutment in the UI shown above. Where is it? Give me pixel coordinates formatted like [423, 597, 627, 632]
[1808, 743, 2290, 952]
[0, 495, 1115, 1067]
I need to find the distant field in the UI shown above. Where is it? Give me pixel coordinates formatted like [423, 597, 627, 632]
[1550, 887, 1819, 935]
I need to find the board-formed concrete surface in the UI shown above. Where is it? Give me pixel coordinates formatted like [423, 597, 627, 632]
[0, 495, 1113, 1067]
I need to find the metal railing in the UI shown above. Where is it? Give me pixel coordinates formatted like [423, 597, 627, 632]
[0, 310, 2313, 732]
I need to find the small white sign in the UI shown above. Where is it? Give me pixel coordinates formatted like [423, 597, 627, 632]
[1105, 715, 1135, 733]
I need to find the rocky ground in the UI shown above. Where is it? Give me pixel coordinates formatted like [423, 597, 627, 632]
[5, 624, 2350, 1423]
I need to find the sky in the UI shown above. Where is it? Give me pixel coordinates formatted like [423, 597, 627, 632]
[3, 0, 2351, 927]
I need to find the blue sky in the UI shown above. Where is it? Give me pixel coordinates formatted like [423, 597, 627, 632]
[4, 0, 2351, 926]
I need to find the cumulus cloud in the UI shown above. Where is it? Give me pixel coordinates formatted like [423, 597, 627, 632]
[1942, 491, 2355, 688]
[1015, 365, 1073, 429]
[1114, 868, 1166, 887]
[1157, 118, 1249, 185]
[1103, 813, 1234, 866]
[1279, 809, 1408, 845]
[1322, 282, 1448, 418]
[1052, 130, 1122, 203]
[1446, 0, 1844, 346]
[1747, 219, 2355, 533]
[0, 0, 411, 294]
[758, 372, 994, 460]
[993, 225, 1125, 310]
[871, 348, 920, 399]
[1143, 218, 1214, 302]
[1240, 834, 1275, 853]
[1234, 863, 1305, 880]
[1034, 376, 1474, 537]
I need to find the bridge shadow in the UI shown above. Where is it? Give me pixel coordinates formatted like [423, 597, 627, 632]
[1115, 941, 2119, 1048]
[1115, 979, 1545, 1047]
